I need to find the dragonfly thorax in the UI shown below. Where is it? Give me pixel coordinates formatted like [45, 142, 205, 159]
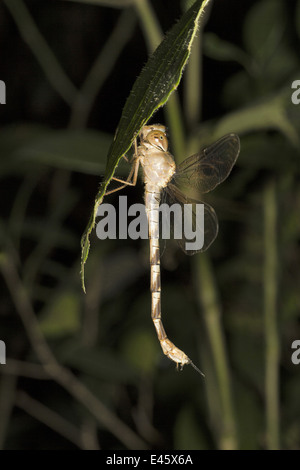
[139, 146, 176, 189]
[138, 124, 175, 189]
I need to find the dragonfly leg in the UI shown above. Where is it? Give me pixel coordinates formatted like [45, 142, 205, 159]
[105, 156, 140, 196]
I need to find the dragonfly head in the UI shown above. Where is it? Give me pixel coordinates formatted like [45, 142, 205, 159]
[140, 124, 169, 152]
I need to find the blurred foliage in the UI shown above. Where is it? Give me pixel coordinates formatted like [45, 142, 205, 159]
[0, 0, 299, 450]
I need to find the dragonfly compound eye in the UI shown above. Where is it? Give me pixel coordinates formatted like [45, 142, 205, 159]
[147, 131, 168, 151]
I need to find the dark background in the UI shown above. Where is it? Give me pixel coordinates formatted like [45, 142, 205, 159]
[0, 0, 299, 450]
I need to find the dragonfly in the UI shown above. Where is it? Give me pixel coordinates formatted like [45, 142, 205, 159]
[106, 124, 240, 375]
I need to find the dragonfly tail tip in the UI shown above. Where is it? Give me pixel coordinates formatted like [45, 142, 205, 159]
[190, 360, 205, 378]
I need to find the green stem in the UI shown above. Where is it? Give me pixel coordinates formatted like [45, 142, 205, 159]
[133, 0, 161, 50]
[4, 0, 77, 106]
[164, 95, 186, 163]
[184, 29, 202, 131]
[0, 252, 148, 450]
[0, 375, 17, 449]
[69, 9, 136, 128]
[194, 254, 238, 450]
[8, 170, 44, 252]
[263, 178, 280, 450]
[16, 391, 86, 448]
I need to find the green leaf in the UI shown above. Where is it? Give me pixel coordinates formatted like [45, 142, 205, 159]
[120, 328, 160, 374]
[39, 291, 81, 338]
[203, 32, 251, 69]
[0, 125, 119, 176]
[174, 404, 209, 449]
[195, 84, 300, 147]
[0, 124, 52, 176]
[15, 129, 113, 175]
[243, 0, 285, 62]
[80, 0, 212, 292]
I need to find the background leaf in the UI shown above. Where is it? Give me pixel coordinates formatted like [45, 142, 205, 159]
[16, 130, 113, 175]
[39, 291, 81, 338]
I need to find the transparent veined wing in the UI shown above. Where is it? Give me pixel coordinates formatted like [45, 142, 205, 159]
[161, 183, 218, 255]
[174, 133, 240, 194]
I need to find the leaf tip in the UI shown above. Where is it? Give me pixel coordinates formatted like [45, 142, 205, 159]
[80, 232, 89, 294]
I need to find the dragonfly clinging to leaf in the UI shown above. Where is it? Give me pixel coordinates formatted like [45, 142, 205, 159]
[106, 124, 240, 375]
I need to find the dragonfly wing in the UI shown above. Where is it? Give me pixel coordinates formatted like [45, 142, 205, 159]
[175, 133, 240, 194]
[162, 184, 218, 255]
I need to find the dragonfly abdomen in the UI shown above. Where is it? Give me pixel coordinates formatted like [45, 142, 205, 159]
[145, 186, 191, 368]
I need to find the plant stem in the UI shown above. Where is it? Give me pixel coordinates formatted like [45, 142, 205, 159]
[164, 96, 186, 163]
[184, 28, 202, 131]
[133, 0, 161, 50]
[16, 391, 89, 449]
[2, 359, 50, 380]
[264, 178, 280, 450]
[0, 252, 148, 450]
[4, 0, 77, 106]
[69, 9, 136, 128]
[0, 375, 17, 449]
[194, 253, 238, 450]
